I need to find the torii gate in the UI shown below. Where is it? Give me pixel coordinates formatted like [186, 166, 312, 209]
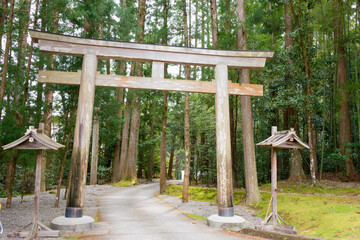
[30, 30, 274, 223]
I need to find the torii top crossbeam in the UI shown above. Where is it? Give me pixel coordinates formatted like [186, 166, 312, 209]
[30, 30, 273, 68]
[30, 30, 274, 219]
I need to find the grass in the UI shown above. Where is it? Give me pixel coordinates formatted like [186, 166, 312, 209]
[258, 182, 360, 196]
[167, 183, 360, 240]
[185, 213, 208, 220]
[111, 179, 139, 187]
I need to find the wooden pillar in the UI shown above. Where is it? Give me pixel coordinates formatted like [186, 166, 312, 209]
[31, 123, 44, 236]
[215, 64, 233, 217]
[90, 116, 99, 185]
[271, 126, 277, 224]
[66, 54, 98, 217]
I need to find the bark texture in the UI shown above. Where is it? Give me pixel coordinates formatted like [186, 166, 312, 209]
[119, 100, 131, 180]
[210, 0, 218, 48]
[333, 0, 356, 177]
[0, 0, 15, 112]
[235, 0, 260, 204]
[182, 92, 190, 203]
[124, 94, 141, 180]
[90, 117, 99, 185]
[112, 87, 124, 183]
[147, 92, 157, 182]
[160, 91, 168, 194]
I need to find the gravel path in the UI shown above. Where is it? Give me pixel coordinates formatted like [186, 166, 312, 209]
[159, 192, 263, 229]
[0, 185, 119, 239]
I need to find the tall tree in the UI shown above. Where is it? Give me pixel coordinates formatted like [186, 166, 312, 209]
[284, 0, 304, 182]
[41, 6, 60, 192]
[235, 0, 260, 204]
[124, 95, 141, 180]
[112, 62, 125, 182]
[159, 0, 169, 194]
[159, 90, 168, 193]
[333, 0, 356, 177]
[118, 100, 131, 180]
[290, 1, 317, 185]
[210, 0, 218, 48]
[0, 0, 15, 115]
[147, 92, 157, 182]
[182, 0, 191, 203]
[123, 0, 146, 181]
[0, 0, 9, 55]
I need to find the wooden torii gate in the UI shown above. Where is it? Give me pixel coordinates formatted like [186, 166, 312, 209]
[30, 30, 274, 219]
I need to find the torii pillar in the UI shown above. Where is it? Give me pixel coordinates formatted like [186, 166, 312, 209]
[66, 54, 98, 216]
[215, 64, 233, 216]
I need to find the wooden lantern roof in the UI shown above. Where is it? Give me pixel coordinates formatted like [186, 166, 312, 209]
[2, 126, 64, 150]
[256, 128, 309, 149]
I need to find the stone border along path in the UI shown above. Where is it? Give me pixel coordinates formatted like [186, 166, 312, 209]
[89, 180, 257, 240]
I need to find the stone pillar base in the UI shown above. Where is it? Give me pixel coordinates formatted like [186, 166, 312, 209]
[50, 216, 94, 232]
[207, 214, 246, 228]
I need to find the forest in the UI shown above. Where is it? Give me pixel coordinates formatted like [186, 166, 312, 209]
[0, 0, 359, 209]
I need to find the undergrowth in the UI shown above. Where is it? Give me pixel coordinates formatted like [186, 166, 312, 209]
[111, 179, 139, 187]
[167, 183, 360, 240]
[258, 182, 360, 196]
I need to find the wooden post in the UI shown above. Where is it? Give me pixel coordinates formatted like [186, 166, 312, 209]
[90, 115, 99, 185]
[215, 64, 233, 217]
[31, 123, 44, 236]
[271, 126, 277, 224]
[66, 54, 98, 217]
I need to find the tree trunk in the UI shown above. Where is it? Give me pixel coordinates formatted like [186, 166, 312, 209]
[124, 94, 141, 180]
[288, 149, 305, 183]
[0, 0, 15, 115]
[290, 1, 317, 185]
[112, 87, 124, 183]
[284, 0, 304, 182]
[55, 109, 74, 207]
[137, 145, 144, 179]
[90, 117, 99, 185]
[210, 0, 218, 48]
[119, 99, 131, 180]
[14, 0, 31, 125]
[41, 10, 59, 192]
[0, 0, 9, 54]
[167, 138, 175, 179]
[6, 154, 17, 208]
[147, 92, 157, 182]
[182, 92, 190, 203]
[22, 0, 40, 108]
[160, 91, 168, 194]
[235, 0, 260, 204]
[334, 0, 356, 177]
[182, 0, 191, 203]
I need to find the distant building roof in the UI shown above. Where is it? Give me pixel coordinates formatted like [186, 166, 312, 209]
[256, 128, 309, 149]
[2, 126, 64, 150]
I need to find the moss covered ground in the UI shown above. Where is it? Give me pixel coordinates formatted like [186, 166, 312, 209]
[167, 183, 360, 239]
[111, 179, 139, 187]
